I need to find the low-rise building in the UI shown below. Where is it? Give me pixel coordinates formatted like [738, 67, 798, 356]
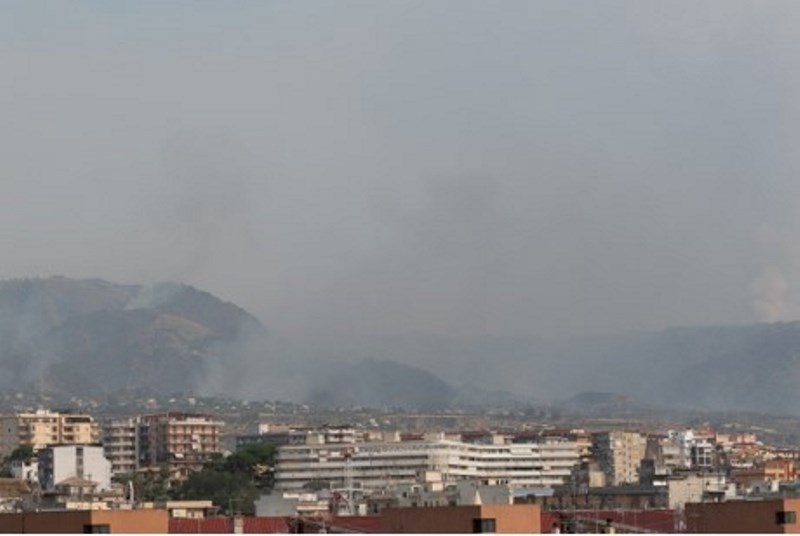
[139, 500, 216, 519]
[731, 459, 797, 496]
[686, 498, 800, 533]
[9, 459, 37, 486]
[665, 472, 729, 509]
[547, 484, 667, 511]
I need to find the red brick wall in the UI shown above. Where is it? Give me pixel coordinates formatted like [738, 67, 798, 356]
[686, 500, 800, 533]
[169, 517, 231, 533]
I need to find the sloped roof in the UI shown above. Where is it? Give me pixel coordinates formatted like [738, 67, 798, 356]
[56, 476, 97, 488]
[0, 479, 32, 497]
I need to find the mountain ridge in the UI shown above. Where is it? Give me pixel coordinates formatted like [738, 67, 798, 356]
[0, 277, 263, 396]
[1, 277, 799, 414]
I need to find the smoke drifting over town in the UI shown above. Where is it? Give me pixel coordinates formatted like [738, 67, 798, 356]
[3, 1, 800, 363]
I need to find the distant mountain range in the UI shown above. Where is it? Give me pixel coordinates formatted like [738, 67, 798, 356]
[1, 277, 799, 415]
[0, 277, 262, 396]
[306, 358, 455, 410]
[0, 277, 465, 410]
[289, 324, 800, 415]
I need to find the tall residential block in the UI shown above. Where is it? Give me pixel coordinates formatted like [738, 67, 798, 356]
[136, 413, 222, 479]
[591, 431, 647, 486]
[101, 418, 138, 477]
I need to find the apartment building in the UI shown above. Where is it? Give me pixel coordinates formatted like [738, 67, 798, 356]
[38, 444, 112, 492]
[274, 432, 580, 492]
[592, 431, 647, 486]
[136, 413, 222, 479]
[0, 410, 99, 456]
[101, 418, 138, 476]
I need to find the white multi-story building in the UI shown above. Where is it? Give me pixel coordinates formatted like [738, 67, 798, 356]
[274, 432, 579, 492]
[667, 430, 719, 470]
[690, 441, 715, 468]
[38, 444, 112, 492]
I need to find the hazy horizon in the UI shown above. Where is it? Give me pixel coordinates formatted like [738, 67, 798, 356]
[4, 1, 800, 341]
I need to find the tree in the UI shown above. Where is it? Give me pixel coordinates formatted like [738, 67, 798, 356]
[171, 468, 258, 515]
[125, 468, 171, 502]
[171, 443, 277, 514]
[7, 445, 34, 462]
[0, 445, 35, 477]
[218, 443, 276, 489]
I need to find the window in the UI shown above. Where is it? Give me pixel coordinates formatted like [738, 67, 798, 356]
[472, 518, 496, 533]
[83, 525, 110, 533]
[776, 511, 797, 525]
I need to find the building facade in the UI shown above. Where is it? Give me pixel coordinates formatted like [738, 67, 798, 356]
[136, 413, 222, 479]
[0, 509, 169, 533]
[274, 433, 580, 493]
[0, 410, 99, 457]
[686, 498, 800, 533]
[38, 444, 112, 492]
[381, 504, 541, 533]
[101, 418, 138, 476]
[592, 431, 647, 486]
[9, 459, 37, 485]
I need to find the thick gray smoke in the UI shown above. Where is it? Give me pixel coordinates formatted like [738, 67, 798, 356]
[195, 327, 318, 403]
[4, 1, 800, 393]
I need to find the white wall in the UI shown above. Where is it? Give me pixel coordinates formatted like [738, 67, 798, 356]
[43, 445, 112, 491]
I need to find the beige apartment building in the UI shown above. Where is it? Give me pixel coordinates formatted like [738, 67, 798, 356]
[0, 410, 99, 456]
[592, 431, 647, 486]
[136, 413, 222, 479]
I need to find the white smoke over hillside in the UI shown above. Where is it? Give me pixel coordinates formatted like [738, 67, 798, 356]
[751, 224, 800, 323]
[124, 283, 183, 311]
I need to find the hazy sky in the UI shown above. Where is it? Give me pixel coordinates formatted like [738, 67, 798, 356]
[3, 0, 800, 339]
